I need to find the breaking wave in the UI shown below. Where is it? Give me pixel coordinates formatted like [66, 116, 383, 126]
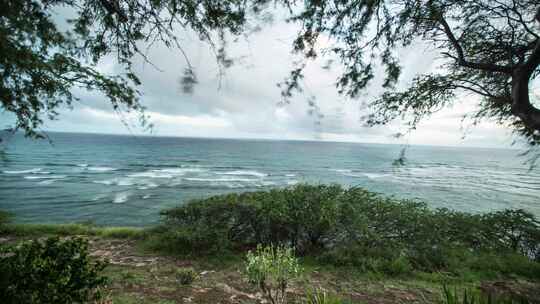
[87, 166, 117, 172]
[216, 170, 267, 178]
[3, 168, 43, 174]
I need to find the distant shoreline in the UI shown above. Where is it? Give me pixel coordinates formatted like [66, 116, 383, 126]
[3, 129, 522, 151]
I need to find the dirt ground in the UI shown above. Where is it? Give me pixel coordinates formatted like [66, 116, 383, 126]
[2, 235, 540, 304]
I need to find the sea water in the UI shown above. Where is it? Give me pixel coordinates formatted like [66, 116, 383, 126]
[1, 132, 539, 226]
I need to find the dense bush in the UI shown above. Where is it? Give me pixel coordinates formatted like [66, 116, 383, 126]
[0, 237, 108, 304]
[160, 184, 540, 277]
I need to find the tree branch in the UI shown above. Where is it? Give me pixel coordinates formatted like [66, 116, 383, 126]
[437, 15, 513, 74]
[99, 0, 128, 22]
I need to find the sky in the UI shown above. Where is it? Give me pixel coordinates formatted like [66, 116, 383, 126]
[0, 10, 529, 148]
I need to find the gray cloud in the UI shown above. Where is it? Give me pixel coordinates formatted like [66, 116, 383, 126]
[0, 11, 522, 148]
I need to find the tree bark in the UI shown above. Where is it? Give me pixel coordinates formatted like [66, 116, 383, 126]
[511, 38, 540, 132]
[511, 71, 540, 132]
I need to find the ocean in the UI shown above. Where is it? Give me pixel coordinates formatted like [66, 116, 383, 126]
[0, 132, 539, 226]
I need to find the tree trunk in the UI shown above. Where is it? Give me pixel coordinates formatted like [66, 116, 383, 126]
[511, 67, 540, 132]
[511, 36, 540, 133]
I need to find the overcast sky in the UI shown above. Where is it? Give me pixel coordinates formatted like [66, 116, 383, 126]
[1, 11, 530, 148]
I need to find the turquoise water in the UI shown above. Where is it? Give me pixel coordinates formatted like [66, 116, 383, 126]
[0, 132, 539, 226]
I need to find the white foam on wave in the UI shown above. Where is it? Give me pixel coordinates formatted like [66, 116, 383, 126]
[93, 178, 135, 186]
[160, 168, 206, 174]
[93, 180, 114, 185]
[145, 182, 159, 188]
[117, 179, 135, 186]
[217, 170, 267, 178]
[127, 171, 173, 179]
[24, 175, 66, 180]
[87, 166, 117, 172]
[285, 174, 296, 177]
[113, 192, 129, 203]
[185, 177, 256, 182]
[137, 182, 159, 190]
[223, 182, 245, 189]
[77, 164, 89, 168]
[362, 173, 388, 179]
[92, 194, 107, 201]
[330, 169, 353, 174]
[142, 194, 152, 199]
[128, 167, 206, 179]
[38, 180, 56, 185]
[287, 180, 299, 185]
[3, 168, 42, 174]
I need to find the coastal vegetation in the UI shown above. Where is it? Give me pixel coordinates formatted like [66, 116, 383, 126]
[155, 184, 540, 279]
[1, 184, 540, 303]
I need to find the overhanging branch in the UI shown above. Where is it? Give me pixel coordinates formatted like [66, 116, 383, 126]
[437, 15, 513, 74]
[98, 0, 128, 22]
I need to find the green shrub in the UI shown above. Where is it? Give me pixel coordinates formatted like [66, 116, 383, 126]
[160, 184, 540, 277]
[175, 267, 198, 285]
[0, 210, 12, 227]
[466, 252, 540, 279]
[481, 209, 540, 261]
[317, 247, 413, 276]
[161, 184, 345, 254]
[0, 237, 108, 304]
[144, 227, 231, 256]
[245, 245, 301, 304]
[441, 285, 530, 304]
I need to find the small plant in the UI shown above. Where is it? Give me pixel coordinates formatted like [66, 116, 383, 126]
[175, 267, 198, 285]
[245, 245, 301, 304]
[118, 270, 145, 284]
[441, 285, 530, 304]
[384, 255, 413, 275]
[0, 237, 108, 304]
[306, 288, 354, 304]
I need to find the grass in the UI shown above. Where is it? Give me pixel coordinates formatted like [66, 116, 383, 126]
[98, 256, 539, 303]
[0, 223, 145, 239]
[2, 224, 539, 303]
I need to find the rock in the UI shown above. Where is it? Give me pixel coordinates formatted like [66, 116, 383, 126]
[216, 283, 258, 300]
